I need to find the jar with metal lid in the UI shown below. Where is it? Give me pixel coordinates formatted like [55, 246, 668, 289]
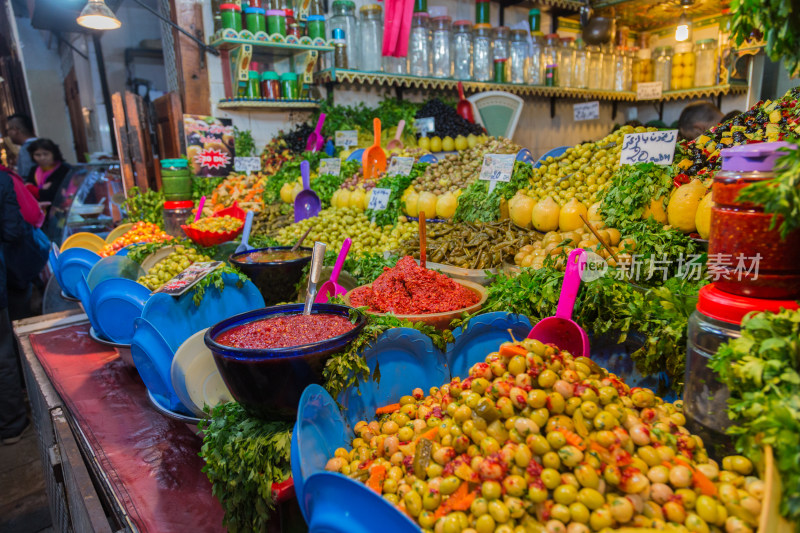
[526, 33, 544, 85]
[431, 16, 452, 78]
[244, 7, 266, 33]
[280, 72, 298, 99]
[163, 200, 195, 239]
[572, 38, 587, 88]
[473, 24, 492, 82]
[307, 14, 326, 40]
[160, 159, 193, 201]
[509, 29, 528, 84]
[332, 28, 348, 68]
[328, 0, 358, 69]
[359, 5, 383, 72]
[408, 13, 430, 76]
[220, 3, 242, 32]
[632, 47, 653, 91]
[684, 284, 799, 450]
[260, 71, 280, 99]
[307, 0, 324, 16]
[613, 47, 627, 91]
[247, 70, 261, 98]
[695, 38, 717, 87]
[558, 37, 575, 87]
[542, 34, 559, 85]
[452, 21, 472, 80]
[653, 46, 672, 91]
[672, 42, 695, 90]
[586, 45, 602, 89]
[710, 142, 800, 299]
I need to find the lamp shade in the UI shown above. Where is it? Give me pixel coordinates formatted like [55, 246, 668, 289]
[77, 0, 122, 30]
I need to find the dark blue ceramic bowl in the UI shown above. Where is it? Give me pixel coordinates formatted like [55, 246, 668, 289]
[229, 246, 312, 305]
[205, 303, 365, 421]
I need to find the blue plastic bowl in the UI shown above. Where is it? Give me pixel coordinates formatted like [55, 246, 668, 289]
[58, 247, 102, 298]
[533, 145, 570, 168]
[205, 303, 366, 421]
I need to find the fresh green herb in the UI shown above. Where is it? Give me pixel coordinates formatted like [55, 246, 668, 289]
[248, 234, 281, 249]
[126, 241, 173, 264]
[710, 308, 800, 524]
[341, 252, 398, 286]
[365, 163, 428, 226]
[599, 163, 676, 227]
[731, 0, 800, 77]
[191, 264, 249, 306]
[234, 127, 256, 158]
[318, 100, 421, 139]
[121, 187, 165, 227]
[737, 137, 800, 239]
[198, 402, 292, 532]
[193, 175, 225, 202]
[453, 161, 533, 223]
[310, 164, 348, 209]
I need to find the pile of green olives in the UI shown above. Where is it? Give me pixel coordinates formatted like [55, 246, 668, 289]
[325, 339, 765, 533]
[137, 245, 212, 291]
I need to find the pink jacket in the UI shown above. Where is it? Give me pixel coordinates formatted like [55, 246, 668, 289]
[0, 164, 45, 228]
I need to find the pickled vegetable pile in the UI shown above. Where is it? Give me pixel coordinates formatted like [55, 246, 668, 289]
[326, 339, 764, 533]
[98, 221, 173, 257]
[137, 245, 213, 291]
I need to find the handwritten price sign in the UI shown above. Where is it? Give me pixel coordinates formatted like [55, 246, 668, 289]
[414, 117, 435, 136]
[234, 157, 261, 173]
[573, 101, 600, 121]
[319, 158, 341, 177]
[335, 130, 358, 147]
[619, 130, 679, 166]
[387, 156, 415, 177]
[479, 153, 516, 193]
[636, 81, 663, 101]
[367, 188, 392, 211]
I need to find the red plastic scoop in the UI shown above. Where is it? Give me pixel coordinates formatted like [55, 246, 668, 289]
[527, 248, 590, 358]
[457, 82, 475, 123]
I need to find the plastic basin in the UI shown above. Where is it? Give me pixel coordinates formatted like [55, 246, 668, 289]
[228, 246, 312, 305]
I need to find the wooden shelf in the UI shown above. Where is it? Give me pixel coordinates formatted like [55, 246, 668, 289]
[208, 32, 333, 54]
[217, 99, 321, 110]
[645, 83, 748, 102]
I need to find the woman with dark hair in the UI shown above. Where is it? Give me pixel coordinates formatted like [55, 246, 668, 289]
[25, 138, 71, 205]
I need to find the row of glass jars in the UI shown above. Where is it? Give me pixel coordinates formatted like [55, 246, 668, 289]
[649, 39, 719, 91]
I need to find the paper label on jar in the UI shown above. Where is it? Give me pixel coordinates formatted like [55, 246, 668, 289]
[636, 81, 663, 100]
[234, 157, 261, 173]
[619, 130, 678, 166]
[479, 153, 516, 194]
[387, 157, 415, 177]
[335, 130, 358, 147]
[367, 188, 392, 211]
[319, 158, 341, 177]
[573, 101, 600, 121]
[414, 117, 435, 137]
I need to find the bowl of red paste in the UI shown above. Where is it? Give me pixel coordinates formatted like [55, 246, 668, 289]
[205, 303, 365, 420]
[344, 256, 487, 330]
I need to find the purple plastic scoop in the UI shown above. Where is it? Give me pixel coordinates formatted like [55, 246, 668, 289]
[527, 248, 590, 358]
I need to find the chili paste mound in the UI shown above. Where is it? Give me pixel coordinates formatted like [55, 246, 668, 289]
[348, 256, 480, 314]
[214, 313, 356, 349]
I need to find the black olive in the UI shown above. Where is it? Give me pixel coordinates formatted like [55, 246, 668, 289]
[688, 164, 703, 175]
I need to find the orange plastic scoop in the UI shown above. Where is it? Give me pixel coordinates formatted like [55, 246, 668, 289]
[362, 118, 387, 181]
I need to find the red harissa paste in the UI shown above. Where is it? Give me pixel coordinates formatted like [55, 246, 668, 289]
[215, 313, 355, 349]
[349, 256, 479, 314]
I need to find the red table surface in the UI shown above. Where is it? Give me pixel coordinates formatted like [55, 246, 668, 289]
[29, 323, 225, 533]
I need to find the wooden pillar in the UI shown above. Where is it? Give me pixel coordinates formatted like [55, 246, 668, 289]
[168, 0, 211, 115]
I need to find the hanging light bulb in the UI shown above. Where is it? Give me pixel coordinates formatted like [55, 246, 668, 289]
[77, 0, 122, 30]
[675, 0, 693, 42]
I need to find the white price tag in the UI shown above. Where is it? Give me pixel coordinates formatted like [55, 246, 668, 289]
[619, 130, 679, 166]
[414, 117, 435, 137]
[335, 130, 358, 147]
[234, 156, 261, 173]
[479, 153, 516, 194]
[387, 156, 415, 177]
[319, 158, 341, 176]
[573, 101, 600, 121]
[367, 188, 392, 211]
[636, 82, 664, 101]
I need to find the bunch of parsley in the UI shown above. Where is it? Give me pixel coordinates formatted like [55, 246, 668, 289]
[453, 161, 533, 223]
[599, 163, 676, 227]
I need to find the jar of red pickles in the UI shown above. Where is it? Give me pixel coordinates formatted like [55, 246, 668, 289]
[709, 141, 800, 299]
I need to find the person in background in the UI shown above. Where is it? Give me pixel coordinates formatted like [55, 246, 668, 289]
[677, 102, 724, 141]
[25, 138, 71, 209]
[5, 114, 37, 178]
[0, 169, 30, 445]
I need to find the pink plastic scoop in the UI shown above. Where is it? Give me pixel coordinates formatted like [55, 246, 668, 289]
[527, 248, 590, 358]
[194, 196, 206, 222]
[306, 113, 327, 152]
[315, 237, 352, 303]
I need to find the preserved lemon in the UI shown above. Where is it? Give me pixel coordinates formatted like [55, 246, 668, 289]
[509, 192, 535, 229]
[435, 192, 458, 219]
[558, 198, 588, 232]
[417, 191, 438, 218]
[695, 192, 713, 240]
[642, 197, 668, 224]
[404, 190, 420, 216]
[668, 180, 707, 233]
[350, 187, 366, 211]
[532, 197, 560, 232]
[280, 182, 295, 204]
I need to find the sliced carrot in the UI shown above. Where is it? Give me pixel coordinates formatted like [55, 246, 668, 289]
[672, 457, 717, 496]
[499, 343, 527, 358]
[418, 427, 439, 443]
[365, 464, 386, 494]
[434, 482, 476, 519]
[375, 403, 401, 415]
[557, 427, 586, 450]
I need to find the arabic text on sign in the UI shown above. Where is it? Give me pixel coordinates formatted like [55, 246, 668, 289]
[636, 81, 663, 101]
[335, 130, 358, 147]
[387, 157, 415, 176]
[619, 130, 678, 166]
[367, 188, 392, 211]
[234, 157, 262, 172]
[319, 158, 341, 176]
[573, 101, 600, 121]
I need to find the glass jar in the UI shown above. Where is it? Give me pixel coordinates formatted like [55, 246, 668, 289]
[308, 0, 324, 16]
[710, 142, 800, 298]
[587, 45, 602, 89]
[613, 47, 627, 91]
[653, 46, 673, 91]
[328, 0, 358, 69]
[684, 284, 799, 449]
[359, 5, 383, 72]
[244, 7, 267, 33]
[266, 9, 286, 35]
[160, 159, 193, 201]
[695, 38, 717, 87]
[332, 28, 348, 68]
[431, 16, 452, 78]
[285, 9, 300, 37]
[526, 34, 543, 85]
[413, 0, 426, 13]
[602, 43, 615, 90]
[280, 72, 298, 99]
[307, 14, 326, 40]
[528, 9, 541, 33]
[542, 34, 559, 85]
[572, 38, 587, 89]
[492, 27, 511, 74]
[247, 70, 261, 98]
[384, 56, 405, 74]
[632, 47, 653, 91]
[452, 21, 472, 80]
[509, 29, 528, 84]
[475, 0, 490, 25]
[473, 24, 492, 82]
[220, 3, 242, 32]
[260, 71, 280, 99]
[672, 42, 695, 90]
[162, 200, 194, 238]
[408, 13, 431, 76]
[558, 37, 575, 87]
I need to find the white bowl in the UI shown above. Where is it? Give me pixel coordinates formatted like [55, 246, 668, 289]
[170, 328, 233, 417]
